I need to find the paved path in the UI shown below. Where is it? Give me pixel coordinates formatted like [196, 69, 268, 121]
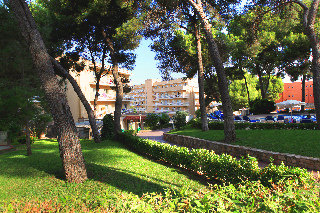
[0, 145, 14, 154]
[137, 128, 172, 143]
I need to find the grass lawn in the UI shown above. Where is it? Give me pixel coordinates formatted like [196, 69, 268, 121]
[170, 129, 320, 158]
[0, 139, 207, 211]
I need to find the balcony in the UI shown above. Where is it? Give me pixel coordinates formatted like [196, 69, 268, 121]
[96, 93, 116, 101]
[155, 102, 189, 107]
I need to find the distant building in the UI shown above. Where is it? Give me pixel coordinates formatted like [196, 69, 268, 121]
[64, 60, 212, 131]
[126, 78, 200, 116]
[65, 60, 131, 122]
[276, 80, 314, 107]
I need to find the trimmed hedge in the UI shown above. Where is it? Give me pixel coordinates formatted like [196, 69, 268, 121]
[116, 133, 312, 186]
[189, 120, 319, 130]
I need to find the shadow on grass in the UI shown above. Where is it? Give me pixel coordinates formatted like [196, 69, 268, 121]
[0, 140, 196, 196]
[86, 163, 172, 196]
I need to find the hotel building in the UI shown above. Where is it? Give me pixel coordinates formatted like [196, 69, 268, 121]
[276, 80, 314, 107]
[127, 78, 200, 116]
[63, 59, 202, 132]
[65, 61, 131, 122]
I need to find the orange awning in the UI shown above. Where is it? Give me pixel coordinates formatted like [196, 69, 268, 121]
[123, 116, 145, 122]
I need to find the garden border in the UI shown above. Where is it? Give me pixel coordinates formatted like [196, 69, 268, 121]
[163, 133, 320, 171]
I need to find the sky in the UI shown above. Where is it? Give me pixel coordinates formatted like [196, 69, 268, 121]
[130, 39, 185, 85]
[131, 39, 295, 86]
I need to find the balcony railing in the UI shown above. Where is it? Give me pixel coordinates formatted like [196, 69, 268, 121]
[154, 102, 189, 107]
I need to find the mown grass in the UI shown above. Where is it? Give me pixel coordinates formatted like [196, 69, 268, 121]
[0, 139, 207, 211]
[170, 129, 320, 158]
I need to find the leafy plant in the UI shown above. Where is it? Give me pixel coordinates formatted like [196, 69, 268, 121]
[116, 133, 312, 186]
[249, 98, 276, 114]
[101, 114, 114, 140]
[159, 113, 170, 128]
[195, 109, 201, 119]
[174, 111, 188, 130]
[145, 113, 160, 130]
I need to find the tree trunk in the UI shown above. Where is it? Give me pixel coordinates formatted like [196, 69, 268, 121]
[257, 67, 266, 99]
[94, 75, 101, 117]
[112, 61, 123, 134]
[10, 0, 87, 183]
[51, 58, 101, 143]
[25, 121, 32, 156]
[301, 74, 306, 112]
[300, 0, 320, 128]
[243, 74, 251, 105]
[187, 0, 236, 142]
[194, 23, 209, 131]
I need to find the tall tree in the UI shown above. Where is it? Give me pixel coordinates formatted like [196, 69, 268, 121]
[8, 0, 87, 183]
[40, 0, 142, 134]
[253, 0, 320, 127]
[148, 0, 240, 141]
[148, 11, 210, 131]
[30, 2, 102, 143]
[227, 9, 285, 100]
[176, 0, 236, 142]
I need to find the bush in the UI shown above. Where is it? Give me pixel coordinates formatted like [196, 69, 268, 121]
[249, 98, 276, 114]
[145, 113, 160, 130]
[174, 111, 188, 130]
[195, 109, 201, 119]
[188, 120, 319, 131]
[159, 113, 170, 128]
[187, 118, 201, 129]
[116, 133, 312, 186]
[101, 114, 114, 140]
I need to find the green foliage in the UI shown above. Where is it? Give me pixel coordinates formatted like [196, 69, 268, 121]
[159, 113, 170, 128]
[173, 111, 188, 130]
[188, 119, 319, 131]
[145, 113, 160, 130]
[101, 114, 114, 140]
[116, 133, 312, 187]
[30, 112, 52, 139]
[229, 72, 260, 110]
[170, 128, 320, 158]
[262, 75, 284, 101]
[0, 139, 318, 212]
[195, 109, 201, 119]
[249, 98, 276, 114]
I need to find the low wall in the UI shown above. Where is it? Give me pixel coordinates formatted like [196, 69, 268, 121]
[163, 133, 320, 171]
[0, 131, 7, 145]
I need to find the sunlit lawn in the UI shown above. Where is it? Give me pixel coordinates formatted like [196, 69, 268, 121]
[0, 139, 207, 211]
[170, 129, 320, 158]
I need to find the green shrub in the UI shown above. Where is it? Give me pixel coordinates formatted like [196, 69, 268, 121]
[145, 113, 160, 130]
[187, 118, 201, 129]
[250, 98, 276, 114]
[101, 114, 114, 140]
[116, 133, 312, 186]
[195, 109, 201, 118]
[159, 113, 170, 128]
[174, 111, 188, 130]
[186, 120, 319, 131]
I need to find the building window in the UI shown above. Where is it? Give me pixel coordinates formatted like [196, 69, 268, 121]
[310, 95, 313, 96]
[306, 95, 308, 96]
[306, 86, 308, 87]
[292, 95, 294, 97]
[288, 95, 290, 97]
[310, 85, 313, 87]
[292, 87, 293, 88]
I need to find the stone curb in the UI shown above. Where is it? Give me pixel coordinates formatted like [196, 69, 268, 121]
[163, 133, 320, 171]
[0, 145, 15, 154]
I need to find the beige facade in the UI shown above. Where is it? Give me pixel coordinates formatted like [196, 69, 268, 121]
[65, 62, 131, 122]
[127, 78, 200, 116]
[65, 59, 201, 127]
